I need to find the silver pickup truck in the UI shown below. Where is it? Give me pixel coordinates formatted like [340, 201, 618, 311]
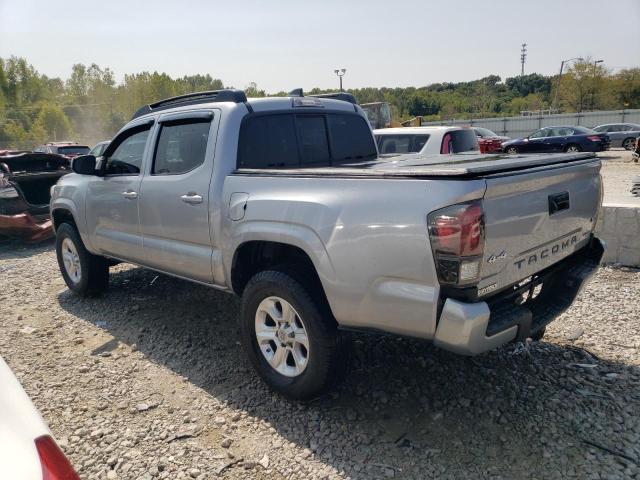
[50, 90, 604, 399]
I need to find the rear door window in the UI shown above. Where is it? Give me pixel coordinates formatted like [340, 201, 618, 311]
[153, 120, 211, 175]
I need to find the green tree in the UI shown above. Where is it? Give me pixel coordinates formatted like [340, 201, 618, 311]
[33, 104, 73, 141]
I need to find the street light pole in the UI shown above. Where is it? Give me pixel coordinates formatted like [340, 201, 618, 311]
[552, 57, 583, 110]
[334, 68, 346, 92]
[591, 59, 604, 110]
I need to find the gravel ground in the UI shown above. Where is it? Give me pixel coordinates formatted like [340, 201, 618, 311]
[599, 150, 640, 206]
[0, 242, 639, 480]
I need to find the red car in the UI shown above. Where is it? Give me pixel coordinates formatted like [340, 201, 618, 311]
[472, 127, 509, 154]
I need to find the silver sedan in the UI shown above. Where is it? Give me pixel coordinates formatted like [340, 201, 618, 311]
[592, 123, 640, 150]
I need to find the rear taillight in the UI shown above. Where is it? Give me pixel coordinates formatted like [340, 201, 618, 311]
[587, 136, 601, 142]
[35, 435, 80, 480]
[427, 200, 485, 285]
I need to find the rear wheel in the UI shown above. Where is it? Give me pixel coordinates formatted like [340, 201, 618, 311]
[565, 144, 581, 153]
[505, 146, 519, 154]
[239, 270, 351, 400]
[622, 137, 636, 151]
[56, 223, 109, 296]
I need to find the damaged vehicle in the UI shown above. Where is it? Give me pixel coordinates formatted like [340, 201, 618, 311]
[0, 152, 70, 242]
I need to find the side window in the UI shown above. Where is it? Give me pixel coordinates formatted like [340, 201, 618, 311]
[529, 129, 546, 139]
[153, 120, 211, 175]
[327, 114, 376, 161]
[379, 135, 411, 154]
[413, 135, 430, 151]
[105, 128, 150, 175]
[296, 115, 330, 166]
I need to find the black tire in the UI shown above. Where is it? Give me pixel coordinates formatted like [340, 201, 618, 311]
[55, 223, 109, 296]
[622, 137, 636, 151]
[530, 327, 546, 341]
[505, 146, 519, 154]
[239, 270, 351, 400]
[564, 144, 581, 153]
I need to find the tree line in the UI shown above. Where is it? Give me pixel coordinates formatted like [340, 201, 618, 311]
[0, 56, 638, 149]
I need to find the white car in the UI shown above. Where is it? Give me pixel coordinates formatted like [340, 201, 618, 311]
[0, 356, 79, 479]
[373, 126, 480, 155]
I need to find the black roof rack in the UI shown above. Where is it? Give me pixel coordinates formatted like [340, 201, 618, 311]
[131, 89, 247, 120]
[287, 88, 357, 105]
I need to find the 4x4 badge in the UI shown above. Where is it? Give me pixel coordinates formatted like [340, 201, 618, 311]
[487, 251, 507, 263]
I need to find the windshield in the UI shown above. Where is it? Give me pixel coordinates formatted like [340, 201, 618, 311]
[58, 146, 90, 155]
[474, 127, 498, 137]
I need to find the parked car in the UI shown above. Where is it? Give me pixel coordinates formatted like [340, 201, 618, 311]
[89, 140, 110, 157]
[0, 356, 80, 479]
[592, 123, 640, 150]
[0, 152, 70, 242]
[34, 142, 90, 158]
[51, 89, 604, 399]
[502, 126, 610, 154]
[374, 126, 480, 155]
[472, 127, 509, 154]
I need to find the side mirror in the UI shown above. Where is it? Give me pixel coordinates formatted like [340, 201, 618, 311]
[71, 155, 99, 175]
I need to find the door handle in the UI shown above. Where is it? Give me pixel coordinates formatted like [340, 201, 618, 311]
[122, 190, 138, 199]
[180, 193, 203, 204]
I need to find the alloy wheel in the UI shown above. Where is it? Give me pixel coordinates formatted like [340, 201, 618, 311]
[255, 296, 309, 377]
[61, 237, 82, 284]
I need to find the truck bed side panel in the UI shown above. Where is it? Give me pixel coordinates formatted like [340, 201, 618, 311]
[222, 175, 486, 338]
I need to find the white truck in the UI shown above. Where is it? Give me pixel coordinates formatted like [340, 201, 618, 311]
[51, 90, 604, 399]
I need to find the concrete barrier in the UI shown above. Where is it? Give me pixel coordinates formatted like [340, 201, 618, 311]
[595, 203, 640, 267]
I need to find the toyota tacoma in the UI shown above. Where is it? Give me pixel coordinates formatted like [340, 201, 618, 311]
[50, 89, 605, 399]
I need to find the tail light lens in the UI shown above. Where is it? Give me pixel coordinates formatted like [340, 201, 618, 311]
[587, 136, 601, 142]
[35, 435, 80, 480]
[427, 200, 485, 285]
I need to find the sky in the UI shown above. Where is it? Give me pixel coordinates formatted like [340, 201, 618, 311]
[1, 0, 639, 92]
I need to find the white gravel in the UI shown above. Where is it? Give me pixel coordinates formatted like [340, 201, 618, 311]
[0, 242, 639, 480]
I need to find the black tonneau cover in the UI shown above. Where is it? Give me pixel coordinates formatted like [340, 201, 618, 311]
[235, 152, 598, 179]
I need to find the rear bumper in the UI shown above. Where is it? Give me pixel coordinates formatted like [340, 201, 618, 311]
[433, 237, 604, 355]
[0, 213, 53, 242]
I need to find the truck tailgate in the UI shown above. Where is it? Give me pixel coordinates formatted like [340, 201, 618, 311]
[478, 158, 601, 296]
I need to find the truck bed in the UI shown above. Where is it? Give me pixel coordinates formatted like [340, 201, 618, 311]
[234, 152, 598, 178]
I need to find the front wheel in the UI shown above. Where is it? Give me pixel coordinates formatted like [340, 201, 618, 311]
[56, 223, 109, 296]
[505, 146, 519, 154]
[239, 270, 351, 400]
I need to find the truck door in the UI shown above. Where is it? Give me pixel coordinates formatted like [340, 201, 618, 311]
[138, 111, 217, 283]
[85, 122, 153, 263]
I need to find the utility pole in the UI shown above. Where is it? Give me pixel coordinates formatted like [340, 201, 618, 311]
[334, 68, 346, 91]
[552, 57, 583, 110]
[520, 43, 527, 76]
[591, 59, 603, 110]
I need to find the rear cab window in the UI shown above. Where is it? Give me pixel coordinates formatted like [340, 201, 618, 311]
[237, 113, 376, 169]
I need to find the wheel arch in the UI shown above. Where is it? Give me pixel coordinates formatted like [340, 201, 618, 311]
[230, 240, 336, 322]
